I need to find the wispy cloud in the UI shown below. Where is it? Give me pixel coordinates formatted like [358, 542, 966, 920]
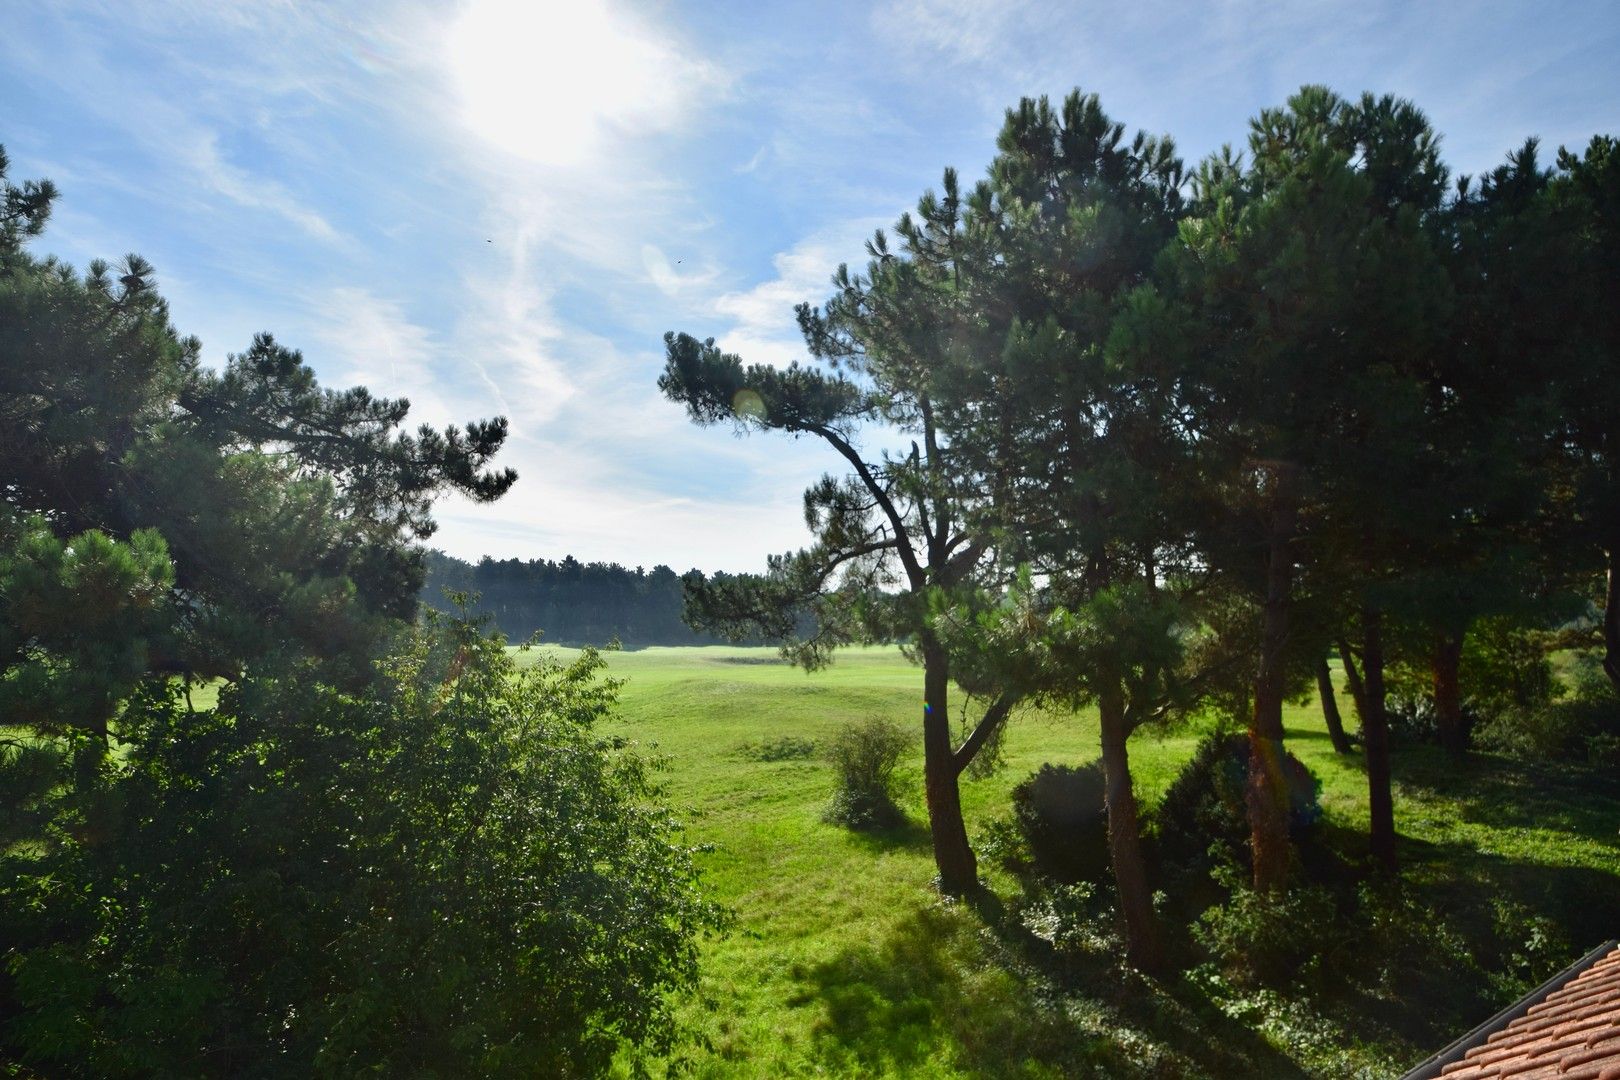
[185, 133, 345, 245]
[308, 286, 439, 399]
[872, 0, 1033, 68]
[711, 222, 888, 369]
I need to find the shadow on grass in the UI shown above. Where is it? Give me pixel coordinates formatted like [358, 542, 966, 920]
[792, 740, 1618, 1078]
[839, 815, 932, 855]
[1282, 725, 1359, 749]
[790, 899, 1312, 1079]
[1391, 747, 1620, 843]
[1400, 831, 1620, 959]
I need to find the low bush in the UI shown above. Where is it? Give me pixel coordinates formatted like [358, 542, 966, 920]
[1192, 863, 1341, 987]
[1020, 880, 1123, 957]
[823, 717, 910, 830]
[1152, 731, 1321, 878]
[1009, 762, 1111, 886]
[1384, 620, 1563, 749]
[1194, 869, 1486, 1001]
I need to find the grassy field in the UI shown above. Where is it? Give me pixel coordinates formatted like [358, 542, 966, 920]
[508, 643, 1620, 1079]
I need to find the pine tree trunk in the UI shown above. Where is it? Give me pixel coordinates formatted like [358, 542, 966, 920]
[1337, 637, 1369, 730]
[1433, 630, 1467, 757]
[1098, 683, 1165, 973]
[1604, 546, 1620, 698]
[1362, 607, 1397, 875]
[1316, 657, 1353, 754]
[922, 637, 977, 895]
[1249, 471, 1297, 895]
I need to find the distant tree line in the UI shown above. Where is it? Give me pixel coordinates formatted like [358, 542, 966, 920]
[420, 550, 778, 646]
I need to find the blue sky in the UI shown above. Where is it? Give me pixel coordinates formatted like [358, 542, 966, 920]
[3, 1, 1617, 572]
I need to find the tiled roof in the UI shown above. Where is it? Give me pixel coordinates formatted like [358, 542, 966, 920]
[1403, 940, 1620, 1080]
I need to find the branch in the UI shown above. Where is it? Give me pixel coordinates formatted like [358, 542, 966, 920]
[804, 421, 926, 589]
[940, 536, 987, 587]
[952, 691, 1018, 775]
[811, 538, 901, 584]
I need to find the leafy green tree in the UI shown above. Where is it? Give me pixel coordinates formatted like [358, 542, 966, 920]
[2, 612, 723, 1076]
[1376, 138, 1579, 757]
[1, 152, 726, 1073]
[659, 321, 1011, 895]
[420, 550, 766, 646]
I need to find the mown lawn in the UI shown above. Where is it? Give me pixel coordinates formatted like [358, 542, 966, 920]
[514, 644, 1619, 1078]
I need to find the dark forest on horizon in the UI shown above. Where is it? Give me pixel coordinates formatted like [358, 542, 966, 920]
[420, 549, 771, 646]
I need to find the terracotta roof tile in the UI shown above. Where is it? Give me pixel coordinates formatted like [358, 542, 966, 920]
[1408, 943, 1620, 1080]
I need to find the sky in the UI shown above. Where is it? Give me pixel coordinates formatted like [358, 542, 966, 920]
[2, 0, 1617, 572]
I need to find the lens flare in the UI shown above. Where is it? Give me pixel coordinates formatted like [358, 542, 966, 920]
[732, 388, 766, 421]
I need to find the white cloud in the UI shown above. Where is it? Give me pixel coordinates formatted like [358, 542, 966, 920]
[0, 8, 349, 247]
[641, 243, 718, 298]
[449, 214, 575, 429]
[711, 222, 887, 369]
[430, 456, 813, 573]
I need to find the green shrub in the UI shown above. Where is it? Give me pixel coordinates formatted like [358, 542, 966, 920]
[1020, 881, 1123, 957]
[974, 814, 1032, 876]
[1463, 619, 1560, 719]
[823, 716, 910, 830]
[1475, 653, 1620, 763]
[1152, 732, 1321, 878]
[1351, 882, 1486, 1007]
[1194, 869, 1504, 1017]
[1192, 866, 1341, 987]
[0, 615, 725, 1077]
[1008, 763, 1111, 886]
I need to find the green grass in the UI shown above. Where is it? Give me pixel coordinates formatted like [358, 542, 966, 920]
[506, 644, 1620, 1078]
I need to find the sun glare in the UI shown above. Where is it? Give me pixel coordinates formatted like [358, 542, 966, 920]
[447, 0, 683, 167]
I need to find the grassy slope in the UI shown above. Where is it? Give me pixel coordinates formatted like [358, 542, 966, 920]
[518, 645, 1620, 1079]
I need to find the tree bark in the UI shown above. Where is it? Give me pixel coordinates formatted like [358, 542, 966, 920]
[1315, 657, 1353, 754]
[921, 636, 977, 895]
[1098, 682, 1165, 973]
[1361, 606, 1397, 875]
[1337, 637, 1369, 730]
[1433, 629, 1467, 757]
[1604, 545, 1620, 698]
[1249, 466, 1298, 894]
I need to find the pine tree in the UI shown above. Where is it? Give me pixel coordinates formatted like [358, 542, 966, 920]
[659, 306, 1011, 893]
[925, 91, 1191, 969]
[1164, 88, 1452, 879]
[0, 149, 515, 754]
[1550, 136, 1620, 696]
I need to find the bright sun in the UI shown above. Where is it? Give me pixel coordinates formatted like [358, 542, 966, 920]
[446, 0, 684, 167]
